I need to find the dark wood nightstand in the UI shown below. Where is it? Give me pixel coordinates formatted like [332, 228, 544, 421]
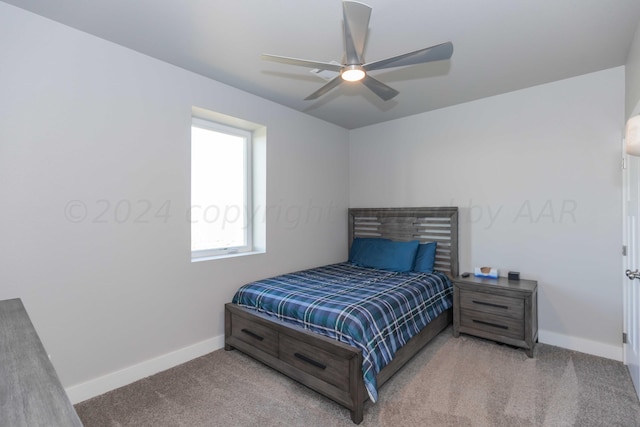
[452, 275, 538, 357]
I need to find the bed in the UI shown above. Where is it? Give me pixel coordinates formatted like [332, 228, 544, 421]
[224, 207, 459, 423]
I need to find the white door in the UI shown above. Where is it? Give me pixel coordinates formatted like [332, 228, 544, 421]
[623, 149, 640, 400]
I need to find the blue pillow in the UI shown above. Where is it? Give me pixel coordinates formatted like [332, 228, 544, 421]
[349, 238, 420, 272]
[413, 242, 437, 273]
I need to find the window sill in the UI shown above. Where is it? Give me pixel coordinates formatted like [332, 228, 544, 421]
[191, 249, 265, 263]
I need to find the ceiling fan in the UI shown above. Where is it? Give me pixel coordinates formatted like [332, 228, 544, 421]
[261, 1, 453, 101]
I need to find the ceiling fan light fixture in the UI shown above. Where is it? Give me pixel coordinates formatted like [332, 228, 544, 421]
[341, 65, 366, 82]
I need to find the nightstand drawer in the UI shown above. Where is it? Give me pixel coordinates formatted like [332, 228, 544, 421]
[460, 309, 524, 340]
[460, 289, 523, 320]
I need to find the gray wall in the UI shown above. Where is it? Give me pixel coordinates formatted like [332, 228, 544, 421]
[627, 19, 640, 117]
[350, 67, 624, 359]
[0, 3, 350, 400]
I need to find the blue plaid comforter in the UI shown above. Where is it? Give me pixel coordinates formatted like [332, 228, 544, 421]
[231, 262, 453, 402]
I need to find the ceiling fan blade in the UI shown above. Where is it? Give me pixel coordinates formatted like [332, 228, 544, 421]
[364, 41, 453, 72]
[262, 54, 343, 72]
[361, 75, 399, 101]
[305, 75, 343, 100]
[343, 1, 371, 65]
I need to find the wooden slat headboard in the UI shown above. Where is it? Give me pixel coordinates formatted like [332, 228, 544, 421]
[348, 207, 459, 278]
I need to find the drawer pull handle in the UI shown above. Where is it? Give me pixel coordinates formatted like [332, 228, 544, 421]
[472, 300, 508, 310]
[473, 319, 508, 330]
[241, 329, 264, 341]
[294, 352, 326, 370]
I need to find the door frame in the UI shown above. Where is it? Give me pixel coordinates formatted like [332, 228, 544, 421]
[622, 117, 640, 400]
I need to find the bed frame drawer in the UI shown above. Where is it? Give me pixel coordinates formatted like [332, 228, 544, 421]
[230, 312, 279, 358]
[279, 334, 351, 391]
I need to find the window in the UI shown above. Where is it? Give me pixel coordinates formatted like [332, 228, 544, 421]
[191, 118, 253, 259]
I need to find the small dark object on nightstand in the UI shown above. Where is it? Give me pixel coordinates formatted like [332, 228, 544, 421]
[461, 272, 470, 278]
[508, 271, 520, 281]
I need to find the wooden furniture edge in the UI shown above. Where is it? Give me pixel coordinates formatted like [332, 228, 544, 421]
[1, 298, 83, 426]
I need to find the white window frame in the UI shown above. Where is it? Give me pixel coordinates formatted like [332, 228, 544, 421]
[191, 117, 253, 259]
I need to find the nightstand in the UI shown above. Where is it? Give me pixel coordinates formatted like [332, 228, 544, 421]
[452, 275, 538, 357]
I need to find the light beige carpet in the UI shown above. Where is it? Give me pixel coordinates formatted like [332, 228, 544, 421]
[75, 328, 640, 426]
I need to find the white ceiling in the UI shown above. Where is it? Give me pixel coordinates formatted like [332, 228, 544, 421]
[4, 0, 640, 129]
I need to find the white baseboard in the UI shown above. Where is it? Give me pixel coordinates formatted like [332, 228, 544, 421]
[66, 330, 624, 404]
[538, 329, 623, 362]
[66, 334, 225, 404]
